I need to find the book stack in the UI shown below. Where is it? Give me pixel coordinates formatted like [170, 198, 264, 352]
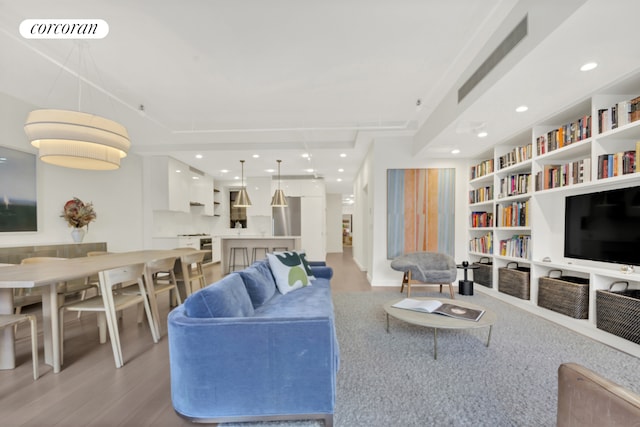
[499, 234, 531, 259]
[534, 158, 591, 190]
[468, 185, 493, 204]
[470, 158, 494, 180]
[469, 232, 493, 254]
[470, 211, 493, 228]
[498, 143, 532, 169]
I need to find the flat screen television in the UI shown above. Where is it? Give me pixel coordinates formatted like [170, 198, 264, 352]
[564, 185, 640, 266]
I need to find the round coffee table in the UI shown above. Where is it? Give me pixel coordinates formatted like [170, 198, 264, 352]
[383, 297, 497, 359]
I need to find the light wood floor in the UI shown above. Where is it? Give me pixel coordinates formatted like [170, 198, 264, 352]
[0, 247, 372, 426]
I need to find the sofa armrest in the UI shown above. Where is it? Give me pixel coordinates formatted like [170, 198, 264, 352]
[311, 266, 333, 280]
[168, 308, 338, 421]
[557, 362, 640, 427]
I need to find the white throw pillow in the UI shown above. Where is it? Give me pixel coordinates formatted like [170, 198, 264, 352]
[267, 251, 311, 295]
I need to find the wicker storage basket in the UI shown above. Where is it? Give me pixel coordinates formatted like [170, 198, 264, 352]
[472, 257, 493, 288]
[538, 269, 589, 319]
[596, 281, 640, 344]
[498, 262, 531, 300]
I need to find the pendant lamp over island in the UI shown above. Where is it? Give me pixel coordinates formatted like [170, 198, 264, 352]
[234, 159, 252, 207]
[271, 159, 288, 207]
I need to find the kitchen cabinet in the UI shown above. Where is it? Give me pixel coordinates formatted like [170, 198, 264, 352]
[188, 167, 215, 216]
[150, 156, 191, 213]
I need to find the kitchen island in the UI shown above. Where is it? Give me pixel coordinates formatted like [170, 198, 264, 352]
[220, 236, 301, 274]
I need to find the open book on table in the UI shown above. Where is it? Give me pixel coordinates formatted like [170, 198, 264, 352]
[392, 298, 485, 321]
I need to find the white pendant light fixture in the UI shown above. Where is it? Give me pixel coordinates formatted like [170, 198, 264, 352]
[23, 44, 130, 170]
[234, 160, 252, 207]
[271, 159, 288, 207]
[24, 109, 130, 170]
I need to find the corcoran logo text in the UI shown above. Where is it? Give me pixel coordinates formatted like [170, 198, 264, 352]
[20, 19, 109, 39]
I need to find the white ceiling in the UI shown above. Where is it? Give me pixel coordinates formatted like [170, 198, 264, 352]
[1, 0, 640, 197]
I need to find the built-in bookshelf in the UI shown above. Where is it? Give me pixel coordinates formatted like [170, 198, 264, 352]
[466, 74, 640, 358]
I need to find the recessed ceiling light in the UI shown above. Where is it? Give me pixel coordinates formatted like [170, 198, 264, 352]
[451, 149, 461, 154]
[195, 154, 203, 159]
[175, 169, 181, 173]
[265, 168, 275, 173]
[337, 178, 342, 182]
[580, 62, 598, 72]
[192, 176, 199, 180]
[233, 175, 240, 180]
[515, 105, 528, 113]
[305, 168, 314, 173]
[338, 168, 344, 172]
[301, 153, 310, 158]
[477, 131, 488, 138]
[220, 169, 229, 173]
[252, 154, 259, 158]
[340, 153, 347, 158]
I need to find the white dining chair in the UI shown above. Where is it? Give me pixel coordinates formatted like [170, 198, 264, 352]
[0, 314, 38, 380]
[120, 256, 180, 337]
[0, 263, 39, 380]
[59, 263, 159, 368]
[175, 251, 207, 299]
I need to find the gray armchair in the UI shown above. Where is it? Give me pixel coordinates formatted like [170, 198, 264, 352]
[390, 252, 457, 298]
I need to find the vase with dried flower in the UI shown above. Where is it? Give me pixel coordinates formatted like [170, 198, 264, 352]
[61, 197, 96, 242]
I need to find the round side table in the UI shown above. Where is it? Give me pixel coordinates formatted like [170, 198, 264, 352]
[456, 263, 479, 295]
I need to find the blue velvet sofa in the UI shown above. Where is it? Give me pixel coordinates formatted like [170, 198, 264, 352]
[167, 258, 339, 426]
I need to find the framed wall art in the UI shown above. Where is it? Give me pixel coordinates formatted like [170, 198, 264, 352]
[0, 146, 37, 232]
[387, 168, 455, 259]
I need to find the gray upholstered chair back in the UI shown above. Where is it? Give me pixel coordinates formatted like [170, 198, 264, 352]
[390, 252, 456, 283]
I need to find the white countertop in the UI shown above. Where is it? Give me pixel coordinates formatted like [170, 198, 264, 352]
[220, 235, 300, 240]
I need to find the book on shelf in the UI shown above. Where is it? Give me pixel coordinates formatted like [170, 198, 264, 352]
[535, 158, 591, 190]
[469, 232, 492, 254]
[471, 211, 493, 228]
[499, 234, 531, 259]
[391, 298, 485, 321]
[499, 173, 531, 197]
[498, 143, 532, 169]
[470, 159, 494, 180]
[541, 115, 591, 153]
[631, 97, 640, 122]
[597, 150, 636, 179]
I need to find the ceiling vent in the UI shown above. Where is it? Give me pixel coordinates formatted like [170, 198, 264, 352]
[458, 14, 528, 103]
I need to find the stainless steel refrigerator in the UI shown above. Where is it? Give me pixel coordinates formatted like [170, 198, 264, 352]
[272, 196, 301, 236]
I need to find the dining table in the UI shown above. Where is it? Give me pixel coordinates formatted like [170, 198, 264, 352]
[0, 248, 205, 374]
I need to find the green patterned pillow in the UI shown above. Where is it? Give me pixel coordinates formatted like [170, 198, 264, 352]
[298, 251, 315, 280]
[267, 251, 311, 295]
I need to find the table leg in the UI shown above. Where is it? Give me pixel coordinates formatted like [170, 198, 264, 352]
[0, 288, 16, 369]
[41, 283, 61, 373]
[433, 328, 438, 360]
[486, 325, 493, 347]
[386, 313, 390, 333]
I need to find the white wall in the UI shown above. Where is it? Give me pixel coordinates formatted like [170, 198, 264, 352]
[326, 193, 343, 253]
[353, 134, 468, 286]
[0, 92, 145, 252]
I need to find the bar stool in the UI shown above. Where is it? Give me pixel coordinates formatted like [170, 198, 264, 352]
[272, 247, 289, 252]
[228, 247, 250, 273]
[251, 247, 269, 263]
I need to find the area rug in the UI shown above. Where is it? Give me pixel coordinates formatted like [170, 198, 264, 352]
[228, 289, 640, 426]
